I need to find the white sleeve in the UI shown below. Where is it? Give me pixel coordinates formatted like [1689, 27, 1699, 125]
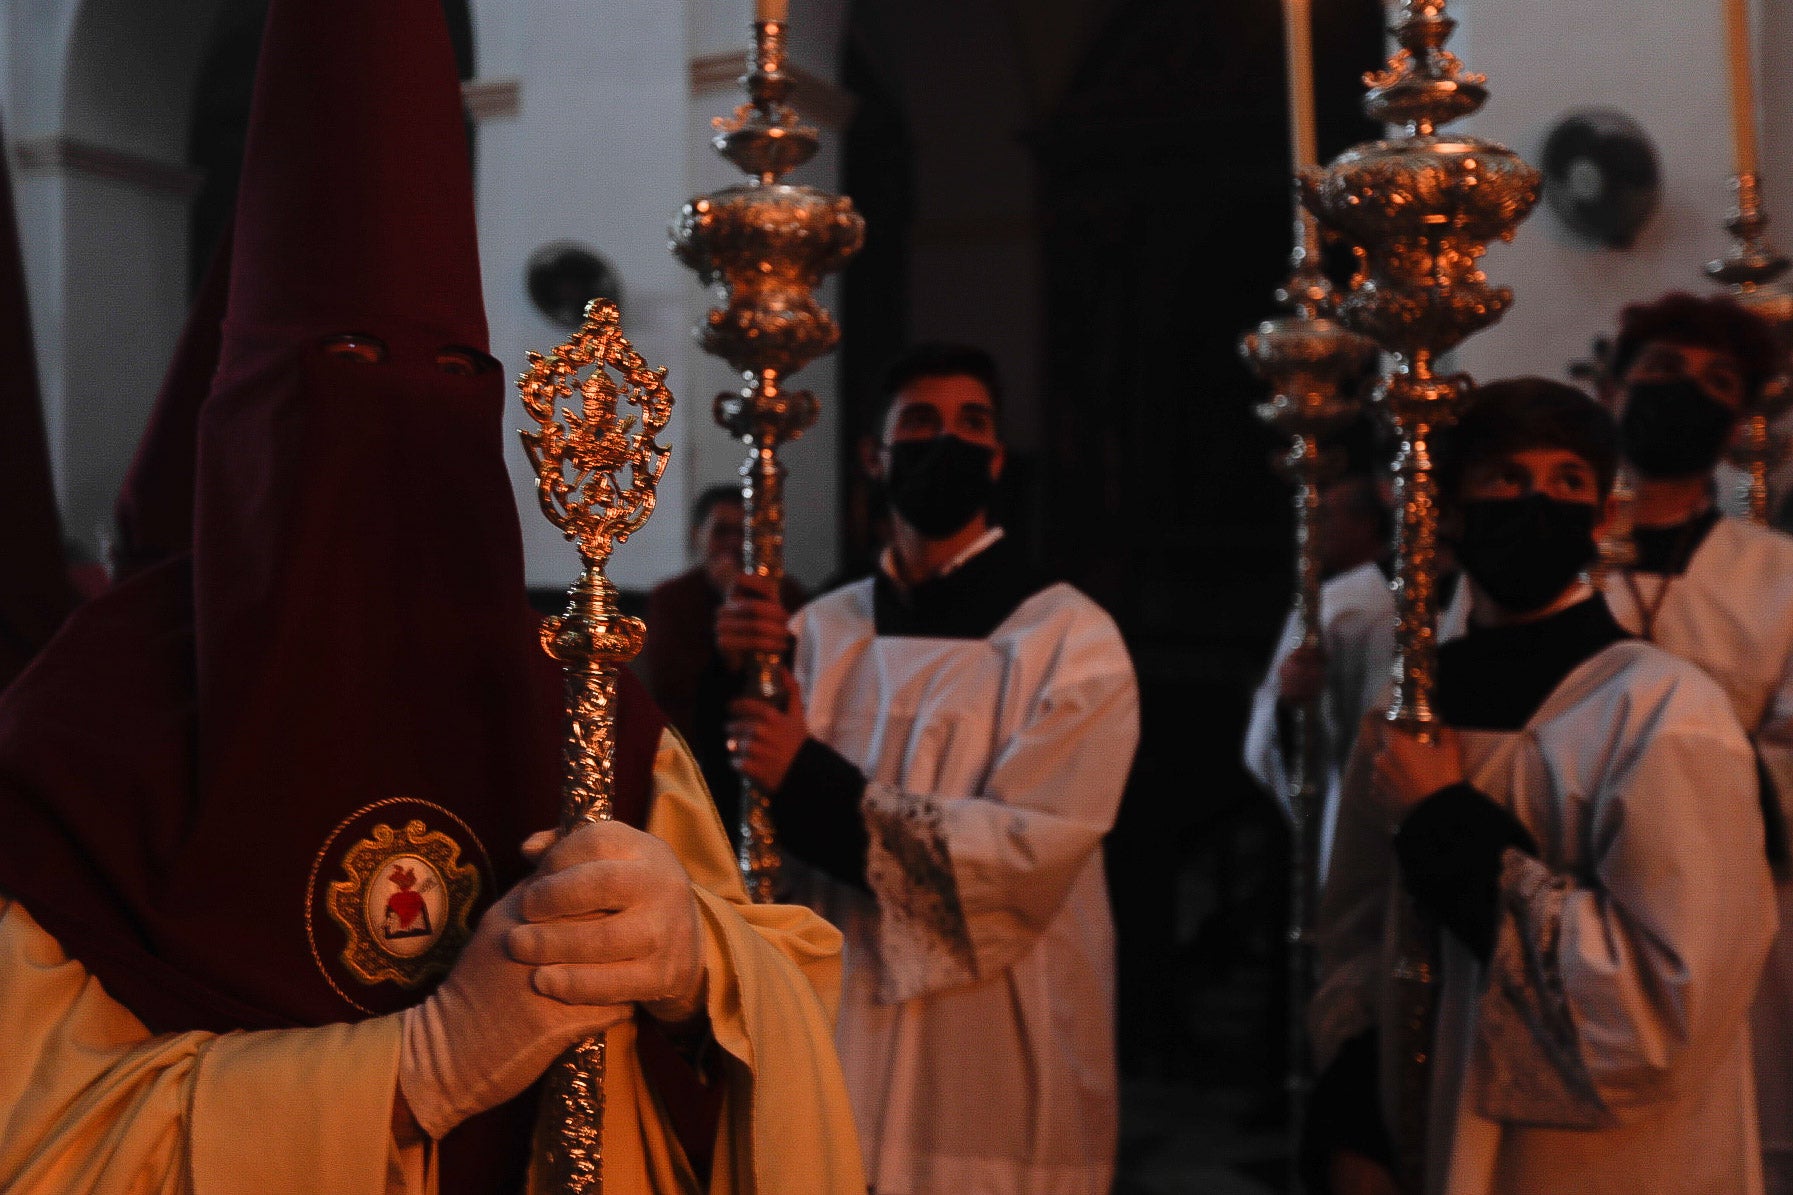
[1243, 607, 1302, 813]
[1752, 630, 1793, 831]
[856, 649, 1139, 1004]
[1308, 724, 1393, 1070]
[0, 896, 432, 1195]
[1471, 724, 1778, 1127]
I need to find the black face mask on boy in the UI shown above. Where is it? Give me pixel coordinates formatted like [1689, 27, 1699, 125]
[884, 435, 997, 539]
[1452, 493, 1598, 614]
[1619, 378, 1738, 479]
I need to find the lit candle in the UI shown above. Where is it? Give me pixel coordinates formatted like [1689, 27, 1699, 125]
[757, 0, 788, 22]
[1724, 0, 1760, 177]
[1284, 0, 1317, 172]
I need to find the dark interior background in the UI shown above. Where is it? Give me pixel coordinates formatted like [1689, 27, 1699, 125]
[835, 0, 1386, 1130]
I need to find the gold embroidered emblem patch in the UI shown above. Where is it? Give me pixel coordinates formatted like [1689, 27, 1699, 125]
[325, 818, 481, 990]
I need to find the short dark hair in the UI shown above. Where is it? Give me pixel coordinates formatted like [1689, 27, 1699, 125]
[1612, 291, 1780, 406]
[690, 483, 742, 536]
[877, 342, 1003, 429]
[1436, 377, 1619, 503]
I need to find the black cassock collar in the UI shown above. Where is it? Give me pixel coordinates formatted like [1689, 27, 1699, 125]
[1438, 594, 1631, 731]
[872, 533, 1053, 639]
[1630, 506, 1721, 576]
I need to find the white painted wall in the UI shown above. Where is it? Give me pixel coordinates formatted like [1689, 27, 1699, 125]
[474, 0, 698, 593]
[1445, 0, 1769, 387]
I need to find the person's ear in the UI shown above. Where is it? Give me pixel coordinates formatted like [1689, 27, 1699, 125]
[1437, 504, 1464, 545]
[1593, 486, 1621, 546]
[990, 442, 1006, 483]
[858, 433, 884, 483]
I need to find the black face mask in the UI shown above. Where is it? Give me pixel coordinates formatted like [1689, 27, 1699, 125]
[1620, 378, 1738, 479]
[1454, 494, 1598, 615]
[884, 435, 997, 539]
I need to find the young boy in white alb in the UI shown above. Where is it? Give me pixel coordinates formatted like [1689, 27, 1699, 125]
[1308, 378, 1776, 1195]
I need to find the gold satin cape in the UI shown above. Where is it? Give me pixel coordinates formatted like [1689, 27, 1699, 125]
[0, 730, 866, 1194]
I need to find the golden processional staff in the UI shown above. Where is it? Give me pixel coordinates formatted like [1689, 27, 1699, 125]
[671, 0, 864, 902]
[1301, 1, 1539, 1188]
[1238, 0, 1376, 1179]
[1706, 0, 1793, 524]
[518, 299, 674, 1194]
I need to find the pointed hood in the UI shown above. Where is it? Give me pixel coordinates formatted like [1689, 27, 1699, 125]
[0, 0, 672, 1185]
[220, 0, 486, 377]
[188, 0, 576, 1024]
[110, 228, 232, 582]
[0, 117, 76, 689]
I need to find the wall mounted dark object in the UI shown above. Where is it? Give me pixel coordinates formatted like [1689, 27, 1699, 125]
[1541, 108, 1661, 250]
[526, 242, 622, 329]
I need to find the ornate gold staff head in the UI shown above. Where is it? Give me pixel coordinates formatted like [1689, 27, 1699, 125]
[519, 298, 674, 577]
[518, 298, 674, 832]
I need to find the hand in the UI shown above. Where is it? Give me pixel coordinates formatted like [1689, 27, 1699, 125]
[1277, 643, 1327, 706]
[397, 874, 631, 1140]
[715, 573, 790, 671]
[510, 820, 708, 1028]
[725, 667, 809, 792]
[1372, 721, 1464, 815]
[1330, 1151, 1403, 1195]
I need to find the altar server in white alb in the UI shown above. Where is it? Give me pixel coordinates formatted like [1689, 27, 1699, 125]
[720, 342, 1140, 1194]
[1597, 291, 1793, 1192]
[1244, 462, 1400, 882]
[1308, 378, 1776, 1195]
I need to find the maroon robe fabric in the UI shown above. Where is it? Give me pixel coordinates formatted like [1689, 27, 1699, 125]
[0, 0, 708, 1187]
[0, 117, 75, 689]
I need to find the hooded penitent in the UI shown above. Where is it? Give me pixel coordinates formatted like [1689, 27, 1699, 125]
[110, 230, 232, 582]
[0, 118, 76, 689]
[0, 0, 666, 1187]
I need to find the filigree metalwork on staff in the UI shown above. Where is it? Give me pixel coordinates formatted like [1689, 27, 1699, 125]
[517, 297, 674, 1193]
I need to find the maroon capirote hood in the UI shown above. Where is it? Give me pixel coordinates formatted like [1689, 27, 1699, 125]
[0, 114, 75, 689]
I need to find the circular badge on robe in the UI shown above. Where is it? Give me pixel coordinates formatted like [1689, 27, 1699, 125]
[306, 798, 490, 1014]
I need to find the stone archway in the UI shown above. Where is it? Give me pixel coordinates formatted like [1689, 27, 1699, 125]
[43, 0, 222, 553]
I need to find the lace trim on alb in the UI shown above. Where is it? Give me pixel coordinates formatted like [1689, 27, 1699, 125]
[862, 783, 978, 1004]
[1472, 848, 1612, 1128]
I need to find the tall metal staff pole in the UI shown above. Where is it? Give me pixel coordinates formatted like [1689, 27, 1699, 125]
[518, 300, 675, 1194]
[1708, 0, 1793, 524]
[1240, 202, 1375, 1188]
[672, 13, 864, 902]
[1707, 180, 1793, 524]
[1242, 7, 1376, 1178]
[1301, 2, 1539, 1188]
